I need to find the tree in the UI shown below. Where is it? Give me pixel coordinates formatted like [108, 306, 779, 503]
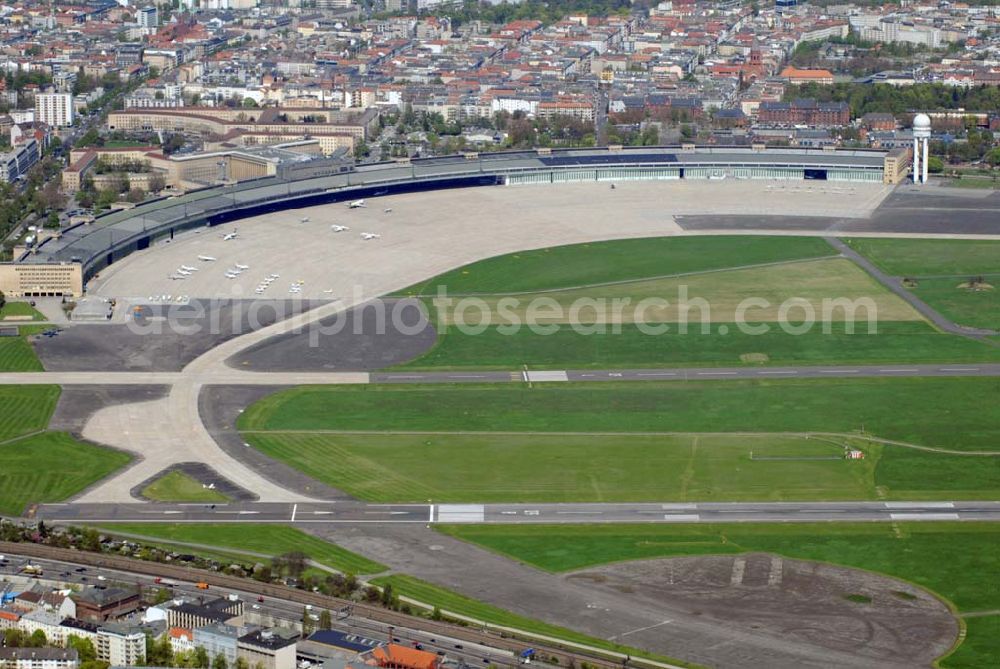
[318, 609, 332, 631]
[46, 212, 60, 228]
[0, 289, 6, 312]
[926, 155, 944, 173]
[67, 636, 98, 662]
[126, 187, 146, 204]
[149, 173, 166, 193]
[212, 653, 228, 669]
[234, 658, 249, 669]
[193, 647, 210, 669]
[28, 629, 48, 647]
[301, 607, 314, 635]
[4, 628, 24, 647]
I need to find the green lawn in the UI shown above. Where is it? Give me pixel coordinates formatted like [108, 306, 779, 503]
[0, 325, 45, 372]
[399, 320, 1000, 370]
[98, 524, 387, 575]
[140, 471, 230, 503]
[0, 385, 61, 441]
[240, 379, 1000, 453]
[242, 431, 1000, 503]
[844, 238, 1000, 277]
[0, 302, 45, 321]
[370, 574, 690, 665]
[0, 432, 131, 515]
[910, 277, 999, 331]
[436, 523, 1000, 668]
[399, 236, 836, 296]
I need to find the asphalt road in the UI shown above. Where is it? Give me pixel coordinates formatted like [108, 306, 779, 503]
[30, 500, 1000, 524]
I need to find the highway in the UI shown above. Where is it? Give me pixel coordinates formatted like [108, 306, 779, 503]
[31, 500, 1000, 525]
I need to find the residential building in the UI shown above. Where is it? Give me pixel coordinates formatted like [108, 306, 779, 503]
[95, 625, 145, 667]
[137, 6, 158, 29]
[35, 93, 74, 128]
[0, 648, 79, 669]
[193, 624, 249, 667]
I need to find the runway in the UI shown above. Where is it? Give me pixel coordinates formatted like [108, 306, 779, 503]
[32, 500, 1000, 525]
[2, 361, 1000, 387]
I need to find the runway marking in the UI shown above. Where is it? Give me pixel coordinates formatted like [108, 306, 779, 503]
[638, 372, 677, 377]
[429, 504, 435, 523]
[557, 511, 603, 515]
[885, 502, 955, 509]
[698, 371, 737, 376]
[941, 367, 980, 372]
[608, 619, 673, 641]
[448, 375, 486, 379]
[312, 511, 334, 515]
[290, 503, 297, 522]
[385, 375, 424, 380]
[890, 513, 960, 521]
[757, 370, 797, 375]
[661, 503, 697, 510]
[662, 514, 700, 522]
[821, 369, 858, 373]
[878, 369, 918, 373]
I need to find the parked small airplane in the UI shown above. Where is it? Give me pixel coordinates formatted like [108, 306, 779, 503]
[235, 263, 249, 270]
[384, 207, 393, 213]
[360, 232, 381, 240]
[331, 225, 350, 232]
[301, 216, 311, 223]
[176, 269, 192, 276]
[222, 231, 238, 240]
[348, 199, 366, 209]
[180, 265, 198, 272]
[198, 255, 217, 262]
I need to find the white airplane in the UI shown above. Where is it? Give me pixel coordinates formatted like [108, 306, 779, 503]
[180, 265, 198, 272]
[360, 232, 381, 240]
[169, 274, 185, 280]
[176, 269, 192, 276]
[384, 208, 392, 213]
[198, 255, 217, 262]
[235, 263, 249, 270]
[348, 199, 366, 209]
[225, 272, 239, 279]
[331, 225, 350, 232]
[222, 231, 238, 240]
[301, 216, 310, 223]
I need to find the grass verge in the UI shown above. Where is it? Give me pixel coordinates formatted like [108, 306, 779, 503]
[140, 471, 230, 503]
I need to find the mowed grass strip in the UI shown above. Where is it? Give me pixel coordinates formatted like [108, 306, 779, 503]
[844, 238, 1000, 277]
[436, 523, 1000, 668]
[399, 320, 1000, 370]
[400, 236, 837, 296]
[140, 471, 230, 503]
[0, 385, 61, 441]
[0, 327, 44, 372]
[243, 432, 999, 503]
[99, 524, 386, 575]
[0, 302, 46, 321]
[0, 432, 131, 515]
[239, 379, 1000, 452]
[432, 258, 921, 326]
[369, 574, 689, 666]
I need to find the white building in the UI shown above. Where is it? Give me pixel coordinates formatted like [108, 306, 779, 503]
[95, 625, 145, 667]
[35, 93, 74, 128]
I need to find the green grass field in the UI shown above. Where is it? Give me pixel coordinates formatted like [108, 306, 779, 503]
[369, 574, 687, 665]
[0, 385, 61, 441]
[0, 325, 45, 372]
[140, 471, 230, 503]
[393, 237, 1000, 370]
[400, 236, 836, 296]
[0, 302, 45, 321]
[400, 320, 1000, 370]
[0, 432, 131, 515]
[240, 379, 1000, 453]
[844, 238, 1000, 277]
[436, 523, 1000, 668]
[98, 524, 387, 575]
[909, 277, 999, 331]
[242, 431, 999, 503]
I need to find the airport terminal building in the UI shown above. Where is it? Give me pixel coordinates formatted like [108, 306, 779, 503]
[2, 145, 908, 298]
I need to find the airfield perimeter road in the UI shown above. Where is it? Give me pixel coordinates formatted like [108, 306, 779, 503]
[31, 500, 1000, 525]
[2, 362, 1000, 387]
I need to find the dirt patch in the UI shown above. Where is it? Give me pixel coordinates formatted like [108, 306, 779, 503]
[740, 352, 770, 363]
[568, 553, 958, 669]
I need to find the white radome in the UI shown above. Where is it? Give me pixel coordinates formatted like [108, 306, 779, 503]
[913, 113, 932, 130]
